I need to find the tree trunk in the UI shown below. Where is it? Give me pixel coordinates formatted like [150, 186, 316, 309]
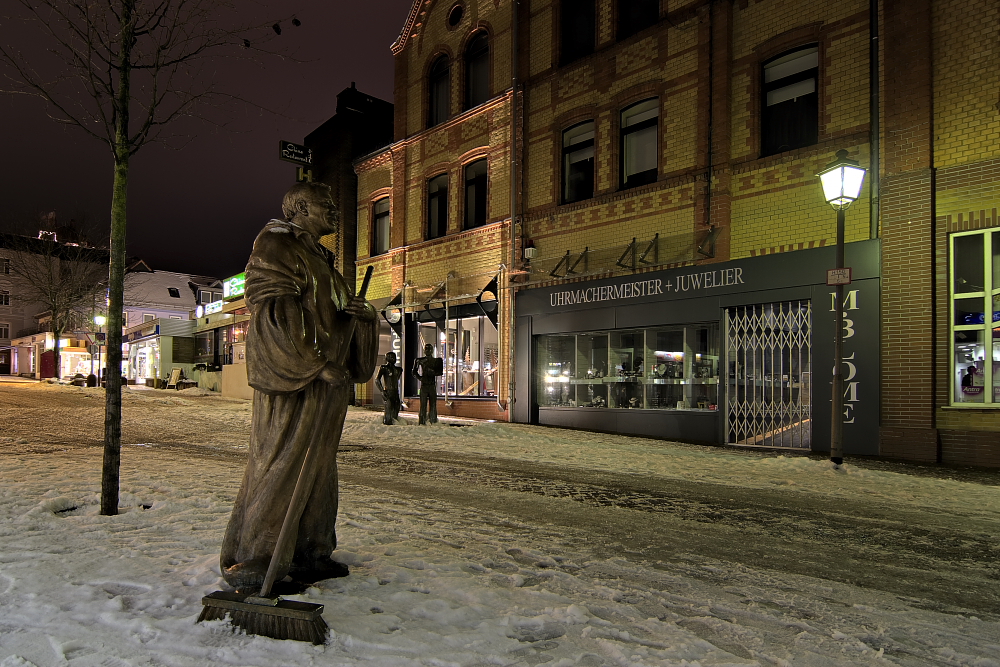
[101, 0, 134, 517]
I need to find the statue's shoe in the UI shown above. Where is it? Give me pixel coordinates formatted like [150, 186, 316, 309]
[223, 558, 270, 592]
[289, 555, 350, 583]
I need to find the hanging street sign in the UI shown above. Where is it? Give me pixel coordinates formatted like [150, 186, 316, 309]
[278, 140, 313, 166]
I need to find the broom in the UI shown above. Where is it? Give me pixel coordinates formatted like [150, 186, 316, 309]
[198, 265, 374, 644]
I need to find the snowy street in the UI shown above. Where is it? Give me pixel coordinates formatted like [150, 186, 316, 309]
[1, 382, 998, 666]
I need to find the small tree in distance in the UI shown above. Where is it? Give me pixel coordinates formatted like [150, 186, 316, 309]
[0, 0, 288, 516]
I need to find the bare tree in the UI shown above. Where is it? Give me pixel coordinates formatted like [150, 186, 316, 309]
[0, 0, 285, 515]
[1, 230, 109, 382]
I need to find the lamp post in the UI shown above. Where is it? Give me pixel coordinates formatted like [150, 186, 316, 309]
[817, 149, 866, 465]
[94, 315, 107, 384]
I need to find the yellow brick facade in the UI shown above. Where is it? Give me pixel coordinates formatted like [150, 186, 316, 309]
[355, 0, 515, 418]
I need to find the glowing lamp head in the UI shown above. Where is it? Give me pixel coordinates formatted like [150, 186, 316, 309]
[817, 150, 866, 210]
[94, 315, 107, 326]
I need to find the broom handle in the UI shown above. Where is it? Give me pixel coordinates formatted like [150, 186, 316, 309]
[259, 265, 374, 598]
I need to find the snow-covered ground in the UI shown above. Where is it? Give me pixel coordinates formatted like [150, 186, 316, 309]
[1, 383, 998, 666]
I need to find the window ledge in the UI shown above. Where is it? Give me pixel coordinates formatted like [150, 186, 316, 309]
[941, 404, 1000, 410]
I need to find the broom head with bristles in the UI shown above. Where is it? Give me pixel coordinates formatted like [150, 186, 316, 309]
[198, 590, 329, 644]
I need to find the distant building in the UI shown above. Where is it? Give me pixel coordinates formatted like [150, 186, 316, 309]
[305, 83, 394, 286]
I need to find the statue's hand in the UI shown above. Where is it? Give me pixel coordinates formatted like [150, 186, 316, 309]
[344, 296, 375, 320]
[319, 364, 350, 388]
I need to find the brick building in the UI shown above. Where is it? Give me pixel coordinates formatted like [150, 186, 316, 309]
[359, 0, 1000, 466]
[355, 0, 515, 419]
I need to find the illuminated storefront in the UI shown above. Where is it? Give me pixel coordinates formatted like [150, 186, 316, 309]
[515, 241, 881, 455]
[123, 318, 194, 386]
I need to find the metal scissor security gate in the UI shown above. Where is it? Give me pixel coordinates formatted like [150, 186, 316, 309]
[725, 301, 812, 448]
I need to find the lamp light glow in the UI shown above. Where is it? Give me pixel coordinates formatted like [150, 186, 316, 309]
[94, 315, 107, 326]
[817, 149, 866, 209]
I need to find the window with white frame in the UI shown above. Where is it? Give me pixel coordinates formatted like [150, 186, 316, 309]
[562, 121, 595, 204]
[950, 229, 1000, 405]
[372, 197, 390, 255]
[761, 45, 819, 156]
[143, 313, 155, 323]
[620, 98, 658, 189]
[0, 290, 9, 306]
[0, 323, 9, 339]
[1, 258, 9, 274]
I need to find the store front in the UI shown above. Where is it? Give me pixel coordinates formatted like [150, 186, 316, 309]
[123, 318, 194, 387]
[514, 240, 881, 455]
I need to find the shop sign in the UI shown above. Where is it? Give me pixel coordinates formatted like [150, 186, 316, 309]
[124, 325, 159, 344]
[548, 268, 745, 307]
[223, 273, 246, 300]
[278, 140, 313, 166]
[205, 300, 224, 314]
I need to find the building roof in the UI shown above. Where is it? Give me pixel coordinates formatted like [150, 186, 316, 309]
[125, 270, 220, 312]
[391, 0, 429, 55]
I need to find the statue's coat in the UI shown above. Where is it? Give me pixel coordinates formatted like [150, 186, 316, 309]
[220, 220, 376, 588]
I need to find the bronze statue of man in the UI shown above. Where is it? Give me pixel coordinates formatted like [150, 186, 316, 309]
[374, 351, 403, 425]
[411, 342, 443, 425]
[220, 182, 377, 592]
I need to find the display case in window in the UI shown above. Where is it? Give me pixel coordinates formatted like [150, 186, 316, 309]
[535, 324, 720, 411]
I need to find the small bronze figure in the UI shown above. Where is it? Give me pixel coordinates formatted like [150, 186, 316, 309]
[411, 342, 443, 425]
[375, 351, 403, 425]
[219, 182, 378, 592]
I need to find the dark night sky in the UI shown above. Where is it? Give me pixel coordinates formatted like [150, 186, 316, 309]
[0, 1, 414, 279]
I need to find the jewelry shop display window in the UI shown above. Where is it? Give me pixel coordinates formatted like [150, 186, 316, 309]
[536, 324, 720, 410]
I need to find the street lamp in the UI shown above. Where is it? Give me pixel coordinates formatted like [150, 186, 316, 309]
[817, 149, 866, 466]
[94, 315, 107, 384]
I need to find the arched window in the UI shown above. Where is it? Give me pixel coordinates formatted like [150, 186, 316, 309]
[428, 55, 451, 127]
[464, 159, 488, 229]
[562, 121, 595, 204]
[617, 0, 659, 41]
[464, 32, 490, 110]
[620, 98, 658, 189]
[427, 174, 449, 239]
[372, 198, 390, 255]
[761, 45, 818, 156]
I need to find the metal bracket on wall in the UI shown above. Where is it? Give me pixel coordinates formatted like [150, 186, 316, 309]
[697, 225, 722, 259]
[567, 247, 589, 275]
[638, 233, 659, 265]
[616, 238, 637, 270]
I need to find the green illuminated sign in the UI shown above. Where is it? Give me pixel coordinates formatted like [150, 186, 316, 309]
[223, 273, 246, 300]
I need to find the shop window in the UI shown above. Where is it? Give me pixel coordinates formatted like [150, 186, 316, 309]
[761, 45, 818, 156]
[560, 0, 595, 66]
[167, 287, 181, 298]
[535, 324, 719, 410]
[372, 197, 391, 255]
[427, 174, 449, 240]
[0, 290, 9, 306]
[617, 0, 659, 41]
[428, 55, 451, 128]
[464, 31, 489, 110]
[420, 315, 499, 398]
[950, 230, 1000, 405]
[464, 159, 488, 229]
[562, 121, 595, 204]
[620, 98, 658, 189]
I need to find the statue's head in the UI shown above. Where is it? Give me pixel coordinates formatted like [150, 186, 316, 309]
[385, 351, 397, 364]
[424, 343, 434, 356]
[282, 182, 339, 237]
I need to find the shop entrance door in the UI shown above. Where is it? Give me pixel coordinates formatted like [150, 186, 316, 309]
[725, 301, 812, 448]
